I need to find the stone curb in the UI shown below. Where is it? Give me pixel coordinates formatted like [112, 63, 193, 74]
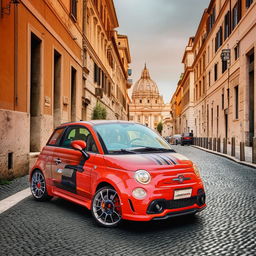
[192, 145, 256, 169]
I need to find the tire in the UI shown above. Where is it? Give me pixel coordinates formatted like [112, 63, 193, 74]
[30, 170, 53, 202]
[91, 186, 122, 228]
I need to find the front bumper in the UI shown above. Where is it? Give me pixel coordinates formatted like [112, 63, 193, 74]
[152, 206, 206, 220]
[122, 189, 206, 221]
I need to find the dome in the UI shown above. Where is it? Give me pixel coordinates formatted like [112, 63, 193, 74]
[132, 64, 160, 97]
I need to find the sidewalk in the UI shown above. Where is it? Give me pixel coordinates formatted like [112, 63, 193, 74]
[193, 142, 256, 169]
[0, 175, 29, 201]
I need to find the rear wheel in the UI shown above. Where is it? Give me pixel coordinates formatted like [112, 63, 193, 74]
[30, 170, 52, 201]
[92, 186, 122, 228]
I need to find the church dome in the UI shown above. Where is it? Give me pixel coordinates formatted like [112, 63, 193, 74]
[132, 65, 160, 97]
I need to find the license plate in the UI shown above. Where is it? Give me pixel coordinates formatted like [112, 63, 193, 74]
[174, 188, 192, 200]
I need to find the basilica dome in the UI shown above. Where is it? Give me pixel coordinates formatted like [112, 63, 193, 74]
[132, 65, 160, 98]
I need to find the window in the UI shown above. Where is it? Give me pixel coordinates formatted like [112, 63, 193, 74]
[147, 100, 150, 103]
[215, 26, 223, 52]
[47, 128, 65, 146]
[94, 63, 98, 83]
[234, 86, 239, 119]
[232, 1, 242, 30]
[234, 44, 240, 60]
[70, 0, 78, 20]
[214, 63, 218, 81]
[207, 6, 216, 33]
[208, 71, 211, 87]
[224, 11, 230, 40]
[140, 99, 142, 103]
[60, 126, 98, 153]
[246, 0, 253, 8]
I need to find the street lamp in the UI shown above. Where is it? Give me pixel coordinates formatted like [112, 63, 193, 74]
[221, 48, 231, 139]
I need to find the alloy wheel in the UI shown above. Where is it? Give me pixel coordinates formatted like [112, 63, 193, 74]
[92, 187, 122, 227]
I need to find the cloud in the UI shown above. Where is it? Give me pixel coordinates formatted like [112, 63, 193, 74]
[114, 0, 210, 103]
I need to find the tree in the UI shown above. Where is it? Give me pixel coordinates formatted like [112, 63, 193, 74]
[92, 102, 107, 120]
[157, 121, 163, 135]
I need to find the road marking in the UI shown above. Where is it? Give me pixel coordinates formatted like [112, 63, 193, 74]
[0, 188, 31, 214]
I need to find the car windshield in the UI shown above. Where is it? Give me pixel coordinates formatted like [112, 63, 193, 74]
[183, 133, 193, 137]
[94, 123, 173, 154]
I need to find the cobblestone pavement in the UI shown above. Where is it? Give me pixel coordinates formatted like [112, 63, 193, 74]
[0, 146, 255, 256]
[0, 175, 29, 201]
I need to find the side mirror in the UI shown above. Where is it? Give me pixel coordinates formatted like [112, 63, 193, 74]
[71, 140, 90, 161]
[71, 140, 86, 151]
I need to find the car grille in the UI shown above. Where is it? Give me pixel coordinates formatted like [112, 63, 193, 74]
[167, 197, 197, 209]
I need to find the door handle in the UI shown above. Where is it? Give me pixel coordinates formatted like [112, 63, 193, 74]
[54, 158, 62, 165]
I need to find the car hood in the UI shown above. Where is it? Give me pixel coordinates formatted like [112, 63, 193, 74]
[103, 152, 193, 171]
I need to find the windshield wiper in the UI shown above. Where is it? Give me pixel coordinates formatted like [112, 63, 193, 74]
[132, 147, 176, 153]
[110, 149, 138, 154]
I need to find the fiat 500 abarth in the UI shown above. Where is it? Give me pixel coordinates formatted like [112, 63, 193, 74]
[30, 121, 206, 227]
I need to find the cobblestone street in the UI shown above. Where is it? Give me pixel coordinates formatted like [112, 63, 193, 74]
[0, 146, 256, 256]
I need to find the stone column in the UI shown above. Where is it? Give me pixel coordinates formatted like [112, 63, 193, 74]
[252, 137, 256, 164]
[231, 137, 236, 157]
[213, 138, 217, 151]
[240, 142, 245, 161]
[223, 138, 227, 154]
[217, 138, 221, 152]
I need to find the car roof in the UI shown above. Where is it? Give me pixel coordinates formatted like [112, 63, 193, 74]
[57, 120, 139, 128]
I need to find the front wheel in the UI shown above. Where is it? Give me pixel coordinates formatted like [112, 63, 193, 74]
[92, 186, 122, 228]
[30, 170, 52, 201]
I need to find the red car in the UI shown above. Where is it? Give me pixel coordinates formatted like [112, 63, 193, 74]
[30, 121, 206, 227]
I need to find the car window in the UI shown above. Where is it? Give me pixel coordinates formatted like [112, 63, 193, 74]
[94, 123, 172, 153]
[47, 128, 65, 146]
[60, 126, 98, 153]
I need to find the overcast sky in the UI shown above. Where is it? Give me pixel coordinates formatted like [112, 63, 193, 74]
[114, 0, 210, 103]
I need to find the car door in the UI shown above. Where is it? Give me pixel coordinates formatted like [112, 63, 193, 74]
[43, 127, 66, 183]
[51, 125, 98, 201]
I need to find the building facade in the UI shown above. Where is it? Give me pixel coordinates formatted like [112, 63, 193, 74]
[0, 0, 131, 179]
[171, 0, 256, 146]
[82, 0, 131, 121]
[129, 65, 171, 136]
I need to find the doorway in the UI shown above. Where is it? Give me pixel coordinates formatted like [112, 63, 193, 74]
[248, 50, 254, 146]
[30, 33, 42, 152]
[54, 50, 61, 128]
[71, 67, 77, 121]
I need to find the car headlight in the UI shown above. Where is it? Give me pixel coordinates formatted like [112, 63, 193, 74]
[132, 188, 147, 199]
[134, 170, 151, 184]
[193, 164, 201, 178]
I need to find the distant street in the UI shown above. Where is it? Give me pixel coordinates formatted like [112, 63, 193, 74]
[0, 146, 256, 256]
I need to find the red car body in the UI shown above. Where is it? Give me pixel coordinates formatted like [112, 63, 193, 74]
[30, 121, 206, 226]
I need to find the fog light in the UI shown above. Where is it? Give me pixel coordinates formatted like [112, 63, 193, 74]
[132, 188, 147, 199]
[154, 203, 163, 213]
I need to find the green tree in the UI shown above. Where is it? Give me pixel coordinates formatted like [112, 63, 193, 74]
[157, 121, 163, 135]
[92, 102, 107, 120]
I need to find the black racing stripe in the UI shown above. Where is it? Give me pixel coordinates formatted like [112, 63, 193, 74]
[142, 155, 162, 165]
[148, 155, 163, 165]
[157, 155, 171, 165]
[165, 155, 177, 165]
[151, 155, 167, 165]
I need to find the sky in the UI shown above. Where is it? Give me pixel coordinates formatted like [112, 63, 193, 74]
[114, 0, 210, 103]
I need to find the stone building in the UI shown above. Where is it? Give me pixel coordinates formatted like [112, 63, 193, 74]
[129, 65, 171, 136]
[171, 0, 256, 146]
[82, 0, 131, 121]
[0, 0, 131, 179]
